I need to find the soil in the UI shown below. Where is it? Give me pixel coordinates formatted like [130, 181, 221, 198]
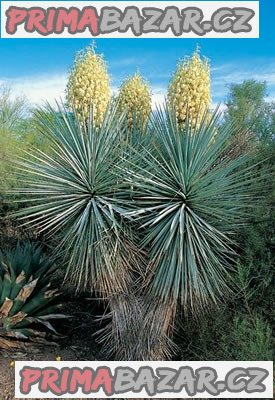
[0, 297, 104, 400]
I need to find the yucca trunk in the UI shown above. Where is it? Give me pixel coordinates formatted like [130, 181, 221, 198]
[104, 294, 176, 361]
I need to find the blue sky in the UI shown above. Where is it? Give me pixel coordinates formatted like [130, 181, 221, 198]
[0, 0, 274, 107]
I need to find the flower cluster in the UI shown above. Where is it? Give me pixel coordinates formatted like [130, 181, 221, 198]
[118, 73, 151, 130]
[168, 49, 211, 126]
[67, 47, 110, 126]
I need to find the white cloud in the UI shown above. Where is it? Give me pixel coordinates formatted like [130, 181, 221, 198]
[151, 87, 166, 108]
[208, 62, 275, 104]
[213, 71, 275, 87]
[0, 74, 67, 106]
[111, 56, 147, 68]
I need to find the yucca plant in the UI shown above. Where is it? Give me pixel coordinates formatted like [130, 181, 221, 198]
[122, 105, 263, 358]
[0, 241, 65, 350]
[11, 98, 263, 360]
[12, 102, 143, 359]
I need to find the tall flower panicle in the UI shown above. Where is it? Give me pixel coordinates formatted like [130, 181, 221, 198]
[168, 48, 211, 126]
[67, 46, 111, 126]
[118, 73, 151, 130]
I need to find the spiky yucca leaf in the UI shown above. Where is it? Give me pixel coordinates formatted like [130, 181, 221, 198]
[123, 105, 263, 312]
[0, 242, 65, 349]
[67, 46, 111, 126]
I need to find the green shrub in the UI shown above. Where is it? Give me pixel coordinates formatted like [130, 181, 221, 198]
[223, 314, 273, 361]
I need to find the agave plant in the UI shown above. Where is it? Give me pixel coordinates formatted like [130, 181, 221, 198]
[122, 105, 263, 358]
[12, 102, 143, 359]
[0, 242, 65, 350]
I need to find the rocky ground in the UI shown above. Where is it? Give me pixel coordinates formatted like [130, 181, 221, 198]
[0, 347, 90, 400]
